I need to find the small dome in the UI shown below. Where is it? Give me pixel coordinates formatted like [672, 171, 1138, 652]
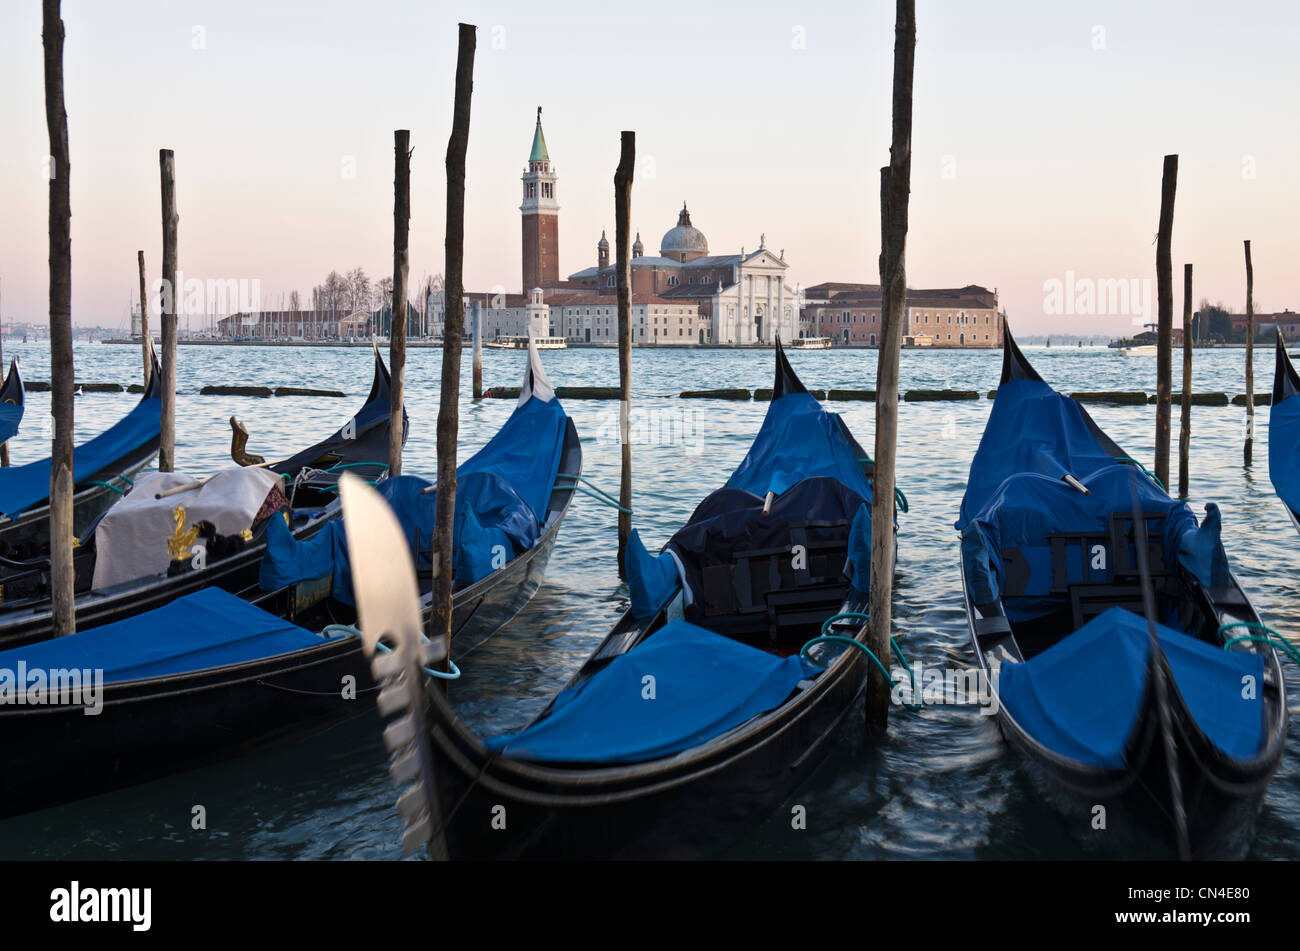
[660, 203, 708, 257]
[597, 229, 609, 249]
[632, 232, 644, 253]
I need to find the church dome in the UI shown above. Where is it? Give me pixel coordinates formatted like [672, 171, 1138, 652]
[597, 230, 609, 249]
[660, 203, 708, 258]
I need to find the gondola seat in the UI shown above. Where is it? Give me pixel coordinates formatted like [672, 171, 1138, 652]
[663, 476, 870, 641]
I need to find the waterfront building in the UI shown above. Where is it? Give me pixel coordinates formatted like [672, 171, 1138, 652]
[801, 283, 1004, 348]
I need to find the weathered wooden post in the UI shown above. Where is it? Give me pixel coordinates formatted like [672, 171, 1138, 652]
[866, 0, 915, 734]
[1154, 154, 1177, 490]
[390, 129, 411, 478]
[1244, 240, 1255, 466]
[471, 299, 482, 399]
[430, 23, 476, 675]
[137, 250, 151, 385]
[44, 0, 74, 637]
[1178, 263, 1193, 498]
[615, 130, 635, 576]
[159, 149, 178, 473]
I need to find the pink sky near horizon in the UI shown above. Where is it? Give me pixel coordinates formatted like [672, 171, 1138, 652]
[1, 0, 1297, 333]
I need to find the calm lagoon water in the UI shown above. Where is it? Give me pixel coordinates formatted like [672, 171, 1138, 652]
[1, 340, 1297, 860]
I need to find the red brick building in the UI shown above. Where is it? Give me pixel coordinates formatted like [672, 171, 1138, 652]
[520, 108, 559, 293]
[801, 283, 1004, 347]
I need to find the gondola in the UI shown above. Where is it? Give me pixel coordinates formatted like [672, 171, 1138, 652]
[0, 349, 160, 560]
[351, 340, 896, 860]
[0, 345, 405, 649]
[957, 327, 1287, 859]
[1268, 330, 1300, 535]
[0, 342, 581, 819]
[0, 357, 25, 449]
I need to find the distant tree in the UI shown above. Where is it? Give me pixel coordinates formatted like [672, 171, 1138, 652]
[289, 289, 300, 312]
[1198, 298, 1232, 341]
[345, 267, 371, 313]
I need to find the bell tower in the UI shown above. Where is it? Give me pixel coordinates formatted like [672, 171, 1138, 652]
[520, 107, 559, 292]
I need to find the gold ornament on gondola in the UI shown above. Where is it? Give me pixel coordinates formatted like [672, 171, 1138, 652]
[167, 504, 199, 560]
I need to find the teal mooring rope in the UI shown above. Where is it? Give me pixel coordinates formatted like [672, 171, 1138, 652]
[326, 623, 462, 680]
[1219, 620, 1300, 668]
[799, 611, 921, 712]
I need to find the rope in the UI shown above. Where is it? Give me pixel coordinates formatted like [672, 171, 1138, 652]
[85, 480, 127, 495]
[555, 475, 632, 514]
[329, 623, 462, 680]
[1220, 621, 1300, 667]
[1116, 457, 1167, 493]
[858, 458, 909, 513]
[799, 611, 921, 711]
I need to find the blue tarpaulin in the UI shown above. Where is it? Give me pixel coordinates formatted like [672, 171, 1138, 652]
[957, 376, 1122, 532]
[483, 620, 818, 763]
[0, 393, 161, 519]
[0, 403, 21, 447]
[1270, 390, 1300, 519]
[959, 368, 1230, 621]
[727, 391, 873, 500]
[0, 587, 332, 685]
[998, 607, 1265, 769]
[260, 393, 567, 599]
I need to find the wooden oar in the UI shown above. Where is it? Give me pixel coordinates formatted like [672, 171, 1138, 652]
[339, 472, 446, 858]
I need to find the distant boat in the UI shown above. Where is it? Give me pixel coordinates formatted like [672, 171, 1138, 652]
[788, 336, 831, 350]
[486, 335, 566, 350]
[1116, 345, 1158, 356]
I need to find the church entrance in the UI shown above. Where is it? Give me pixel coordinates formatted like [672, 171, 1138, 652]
[699, 328, 705, 344]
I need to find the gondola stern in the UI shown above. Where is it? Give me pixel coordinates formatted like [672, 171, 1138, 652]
[0, 356, 23, 408]
[772, 335, 809, 400]
[999, 323, 1043, 386]
[1273, 329, 1300, 404]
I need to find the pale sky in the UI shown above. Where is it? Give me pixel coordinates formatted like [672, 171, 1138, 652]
[2, 0, 1297, 333]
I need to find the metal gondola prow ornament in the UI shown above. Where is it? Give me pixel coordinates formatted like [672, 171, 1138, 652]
[338, 473, 448, 859]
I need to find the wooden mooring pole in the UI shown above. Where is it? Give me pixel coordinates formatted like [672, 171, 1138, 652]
[615, 131, 635, 577]
[866, 0, 915, 734]
[159, 149, 178, 473]
[390, 129, 411, 478]
[44, 0, 74, 637]
[137, 250, 151, 385]
[431, 23, 476, 676]
[1244, 240, 1255, 466]
[1178, 263, 1193, 498]
[1154, 154, 1177, 490]
[471, 299, 482, 400]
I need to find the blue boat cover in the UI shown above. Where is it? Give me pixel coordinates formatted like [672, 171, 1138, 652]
[626, 390, 876, 612]
[0, 587, 332, 686]
[959, 373, 1230, 621]
[1270, 390, 1300, 519]
[0, 403, 21, 446]
[483, 620, 818, 763]
[957, 376, 1123, 531]
[0, 393, 161, 519]
[998, 607, 1265, 769]
[625, 528, 680, 619]
[960, 464, 1216, 622]
[260, 394, 567, 599]
[727, 391, 873, 500]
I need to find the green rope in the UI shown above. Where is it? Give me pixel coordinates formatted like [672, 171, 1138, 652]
[1115, 456, 1167, 493]
[555, 475, 632, 514]
[857, 459, 909, 514]
[321, 462, 389, 474]
[1219, 621, 1300, 667]
[799, 611, 921, 711]
[85, 480, 127, 495]
[327, 623, 461, 680]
